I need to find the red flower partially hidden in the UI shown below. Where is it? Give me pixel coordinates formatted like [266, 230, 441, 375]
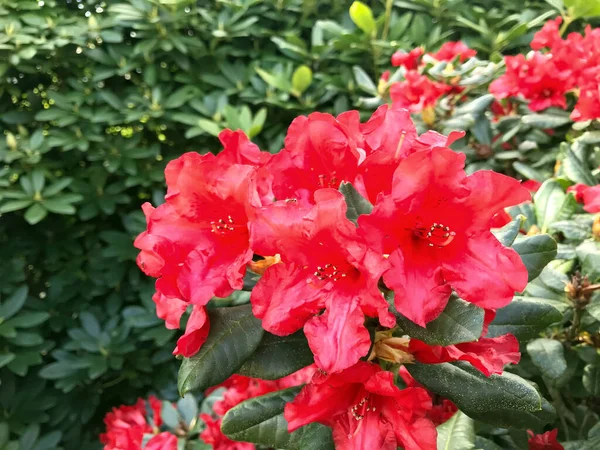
[134, 130, 268, 357]
[201, 367, 316, 449]
[398, 367, 458, 426]
[284, 362, 437, 450]
[391, 47, 424, 70]
[528, 429, 564, 450]
[100, 397, 175, 450]
[568, 183, 600, 213]
[390, 71, 452, 113]
[429, 41, 477, 62]
[358, 147, 530, 326]
[250, 189, 394, 373]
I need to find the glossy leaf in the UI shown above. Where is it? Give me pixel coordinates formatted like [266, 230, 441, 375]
[436, 411, 475, 450]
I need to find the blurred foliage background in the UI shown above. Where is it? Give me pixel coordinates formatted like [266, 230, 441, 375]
[0, 0, 594, 448]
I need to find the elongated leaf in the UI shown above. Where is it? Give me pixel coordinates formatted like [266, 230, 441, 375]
[563, 148, 596, 185]
[178, 305, 264, 395]
[339, 182, 373, 224]
[237, 331, 314, 380]
[534, 180, 566, 232]
[512, 235, 557, 281]
[221, 387, 313, 449]
[299, 423, 335, 450]
[352, 66, 377, 95]
[487, 297, 562, 341]
[493, 215, 525, 247]
[521, 113, 571, 128]
[527, 338, 567, 380]
[392, 295, 484, 346]
[436, 411, 475, 450]
[0, 286, 28, 320]
[583, 364, 600, 395]
[407, 362, 546, 428]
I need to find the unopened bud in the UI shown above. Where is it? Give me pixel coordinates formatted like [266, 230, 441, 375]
[421, 106, 436, 126]
[592, 215, 600, 241]
[6, 132, 17, 151]
[526, 224, 541, 236]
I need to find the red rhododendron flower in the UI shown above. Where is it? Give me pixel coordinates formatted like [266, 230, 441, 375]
[489, 53, 572, 111]
[531, 17, 563, 50]
[250, 189, 394, 373]
[145, 433, 178, 450]
[391, 47, 424, 70]
[285, 362, 437, 450]
[358, 147, 530, 326]
[490, 209, 513, 228]
[568, 183, 600, 212]
[134, 130, 268, 357]
[528, 429, 564, 450]
[429, 41, 476, 62]
[201, 414, 255, 450]
[266, 112, 360, 203]
[398, 367, 458, 426]
[100, 397, 174, 450]
[390, 71, 452, 113]
[572, 80, 600, 122]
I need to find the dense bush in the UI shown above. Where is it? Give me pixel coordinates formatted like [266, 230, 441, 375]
[0, 0, 599, 449]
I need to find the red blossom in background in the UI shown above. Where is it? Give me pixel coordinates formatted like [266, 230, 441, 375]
[391, 47, 424, 69]
[531, 17, 563, 50]
[100, 397, 176, 450]
[285, 362, 437, 450]
[359, 147, 530, 326]
[528, 429, 564, 450]
[134, 131, 270, 357]
[569, 184, 600, 213]
[390, 71, 452, 113]
[250, 190, 394, 373]
[429, 41, 477, 62]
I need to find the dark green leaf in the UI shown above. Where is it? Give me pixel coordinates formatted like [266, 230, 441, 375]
[583, 364, 600, 395]
[527, 338, 567, 380]
[512, 235, 557, 281]
[487, 297, 562, 341]
[0, 286, 28, 320]
[237, 331, 314, 380]
[178, 305, 264, 395]
[392, 295, 484, 346]
[563, 148, 597, 185]
[493, 215, 525, 247]
[407, 362, 546, 428]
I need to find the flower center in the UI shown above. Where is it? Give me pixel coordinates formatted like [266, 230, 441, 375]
[210, 215, 239, 235]
[350, 396, 373, 421]
[312, 263, 348, 282]
[415, 222, 456, 248]
[317, 171, 339, 188]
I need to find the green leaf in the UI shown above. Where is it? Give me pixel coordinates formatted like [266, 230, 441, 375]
[24, 203, 48, 225]
[407, 362, 546, 428]
[392, 295, 484, 346]
[291, 65, 313, 95]
[0, 286, 28, 320]
[237, 331, 314, 380]
[564, 0, 600, 18]
[521, 113, 571, 128]
[487, 297, 562, 341]
[38, 361, 78, 379]
[197, 119, 221, 137]
[493, 215, 525, 247]
[0, 199, 33, 213]
[583, 364, 600, 395]
[0, 422, 8, 447]
[534, 180, 566, 232]
[255, 67, 292, 93]
[177, 394, 199, 426]
[339, 182, 373, 224]
[527, 338, 567, 380]
[298, 423, 335, 450]
[0, 353, 15, 369]
[563, 147, 597, 185]
[512, 234, 557, 281]
[349, 1, 376, 35]
[19, 424, 39, 450]
[178, 305, 264, 395]
[41, 198, 76, 215]
[222, 387, 324, 449]
[436, 411, 475, 450]
[352, 66, 377, 95]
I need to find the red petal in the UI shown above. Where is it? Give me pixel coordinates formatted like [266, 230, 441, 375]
[304, 297, 371, 373]
[173, 306, 210, 357]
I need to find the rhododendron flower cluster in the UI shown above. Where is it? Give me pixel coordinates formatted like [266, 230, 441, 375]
[388, 41, 477, 112]
[136, 104, 531, 449]
[490, 17, 600, 121]
[100, 397, 177, 450]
